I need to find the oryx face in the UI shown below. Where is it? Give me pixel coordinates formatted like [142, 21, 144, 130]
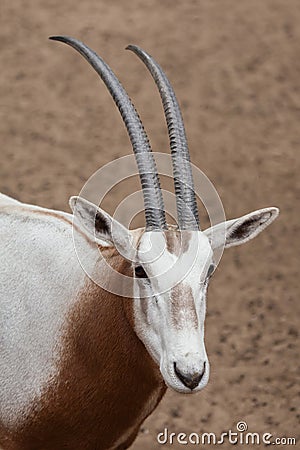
[72, 196, 278, 394]
[133, 230, 214, 393]
[56, 36, 279, 394]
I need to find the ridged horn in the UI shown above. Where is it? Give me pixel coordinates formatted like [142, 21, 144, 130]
[50, 36, 167, 231]
[126, 45, 200, 230]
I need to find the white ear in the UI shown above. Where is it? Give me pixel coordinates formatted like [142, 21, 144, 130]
[204, 207, 279, 249]
[69, 196, 133, 257]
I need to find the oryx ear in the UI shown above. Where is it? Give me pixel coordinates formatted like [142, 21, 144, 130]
[69, 196, 133, 257]
[204, 207, 279, 249]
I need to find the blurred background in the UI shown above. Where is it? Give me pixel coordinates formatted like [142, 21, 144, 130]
[0, 0, 299, 448]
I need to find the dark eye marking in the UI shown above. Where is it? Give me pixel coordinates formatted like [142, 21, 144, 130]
[207, 264, 215, 279]
[134, 265, 148, 279]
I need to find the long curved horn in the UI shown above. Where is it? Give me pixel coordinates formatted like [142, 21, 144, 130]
[50, 36, 167, 231]
[126, 45, 200, 231]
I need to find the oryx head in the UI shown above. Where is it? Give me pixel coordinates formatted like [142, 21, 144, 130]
[51, 37, 279, 393]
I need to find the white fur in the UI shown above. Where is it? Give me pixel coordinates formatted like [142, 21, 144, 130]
[133, 231, 212, 393]
[71, 198, 278, 394]
[0, 193, 279, 426]
[0, 198, 99, 427]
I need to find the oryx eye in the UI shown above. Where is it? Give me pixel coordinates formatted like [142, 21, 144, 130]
[134, 265, 148, 279]
[207, 264, 215, 279]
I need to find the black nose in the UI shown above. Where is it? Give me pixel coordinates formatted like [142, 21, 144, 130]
[174, 362, 206, 390]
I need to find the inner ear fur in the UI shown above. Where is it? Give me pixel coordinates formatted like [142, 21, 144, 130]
[205, 207, 279, 249]
[69, 196, 133, 257]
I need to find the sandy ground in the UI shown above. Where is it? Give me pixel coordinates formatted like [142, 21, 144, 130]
[0, 1, 299, 448]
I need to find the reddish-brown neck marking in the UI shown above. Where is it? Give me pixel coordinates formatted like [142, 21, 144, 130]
[2, 251, 166, 450]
